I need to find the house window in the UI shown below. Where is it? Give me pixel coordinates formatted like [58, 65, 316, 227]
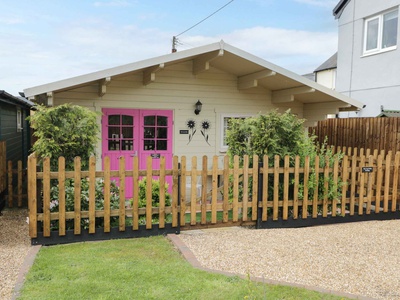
[364, 9, 398, 55]
[220, 114, 252, 150]
[16, 108, 23, 132]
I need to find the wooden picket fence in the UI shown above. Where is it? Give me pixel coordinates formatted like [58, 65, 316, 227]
[28, 149, 400, 244]
[0, 141, 28, 208]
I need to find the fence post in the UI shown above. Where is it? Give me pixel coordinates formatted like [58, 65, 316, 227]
[8, 161, 13, 208]
[256, 160, 263, 229]
[28, 153, 37, 238]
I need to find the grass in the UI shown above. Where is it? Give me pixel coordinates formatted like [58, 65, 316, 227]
[19, 236, 348, 300]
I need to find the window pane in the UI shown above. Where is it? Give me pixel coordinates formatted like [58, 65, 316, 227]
[108, 140, 120, 151]
[157, 140, 167, 150]
[157, 116, 168, 126]
[383, 10, 398, 48]
[121, 140, 133, 151]
[108, 127, 120, 138]
[157, 127, 167, 138]
[144, 116, 155, 125]
[108, 115, 120, 125]
[144, 127, 155, 138]
[144, 140, 155, 150]
[122, 127, 133, 138]
[122, 115, 133, 125]
[366, 18, 379, 51]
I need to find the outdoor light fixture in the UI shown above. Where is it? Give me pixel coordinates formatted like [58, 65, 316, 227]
[194, 100, 202, 115]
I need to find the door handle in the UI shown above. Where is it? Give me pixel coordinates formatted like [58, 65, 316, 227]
[130, 151, 138, 157]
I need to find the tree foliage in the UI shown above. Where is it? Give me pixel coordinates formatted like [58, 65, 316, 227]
[226, 110, 310, 164]
[29, 103, 99, 170]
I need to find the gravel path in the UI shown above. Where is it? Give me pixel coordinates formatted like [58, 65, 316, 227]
[179, 220, 400, 300]
[0, 209, 31, 300]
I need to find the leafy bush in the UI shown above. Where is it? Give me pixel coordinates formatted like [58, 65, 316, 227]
[225, 110, 344, 216]
[28, 103, 99, 170]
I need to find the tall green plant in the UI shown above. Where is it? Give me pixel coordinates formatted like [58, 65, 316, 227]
[28, 103, 99, 170]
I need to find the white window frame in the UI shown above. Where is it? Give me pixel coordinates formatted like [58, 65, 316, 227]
[363, 9, 398, 56]
[16, 108, 23, 132]
[220, 113, 253, 152]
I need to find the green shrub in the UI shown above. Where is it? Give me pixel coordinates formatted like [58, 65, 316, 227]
[49, 178, 120, 230]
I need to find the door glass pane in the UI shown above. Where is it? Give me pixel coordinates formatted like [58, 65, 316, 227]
[108, 140, 120, 151]
[366, 18, 379, 51]
[122, 140, 133, 151]
[144, 116, 155, 125]
[144, 127, 155, 138]
[144, 140, 155, 150]
[122, 127, 133, 138]
[157, 127, 167, 138]
[108, 127, 120, 138]
[157, 116, 168, 126]
[108, 115, 120, 125]
[122, 115, 133, 125]
[157, 140, 167, 150]
[383, 10, 398, 48]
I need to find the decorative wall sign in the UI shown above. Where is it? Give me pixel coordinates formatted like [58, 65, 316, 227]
[186, 119, 196, 144]
[200, 120, 211, 145]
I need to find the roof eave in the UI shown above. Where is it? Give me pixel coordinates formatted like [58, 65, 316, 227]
[333, 0, 350, 19]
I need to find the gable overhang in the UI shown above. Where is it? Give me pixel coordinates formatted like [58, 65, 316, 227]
[24, 41, 364, 112]
[333, 0, 351, 19]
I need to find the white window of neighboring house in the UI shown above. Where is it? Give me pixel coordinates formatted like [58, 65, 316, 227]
[17, 108, 23, 132]
[220, 114, 252, 151]
[364, 9, 398, 55]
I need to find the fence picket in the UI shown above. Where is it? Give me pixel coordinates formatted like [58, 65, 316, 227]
[293, 156, 300, 219]
[358, 154, 365, 215]
[17, 161, 22, 207]
[88, 156, 95, 234]
[8, 161, 13, 207]
[262, 155, 269, 221]
[43, 157, 51, 237]
[283, 155, 289, 220]
[59, 157, 66, 236]
[273, 155, 279, 221]
[233, 155, 239, 222]
[383, 151, 392, 212]
[223, 155, 229, 223]
[180, 156, 187, 226]
[252, 155, 259, 221]
[132, 156, 139, 230]
[190, 157, 197, 225]
[242, 155, 249, 221]
[211, 156, 218, 224]
[392, 152, 400, 212]
[172, 156, 179, 227]
[332, 157, 339, 217]
[28, 154, 37, 238]
[74, 157, 82, 235]
[146, 156, 152, 229]
[323, 156, 329, 218]
[366, 155, 374, 214]
[201, 156, 207, 225]
[375, 154, 383, 213]
[159, 156, 166, 229]
[119, 156, 126, 231]
[312, 156, 319, 219]
[103, 156, 110, 232]
[302, 156, 310, 219]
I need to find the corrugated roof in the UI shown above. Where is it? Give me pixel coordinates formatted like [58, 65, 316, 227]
[0, 90, 34, 108]
[314, 53, 337, 72]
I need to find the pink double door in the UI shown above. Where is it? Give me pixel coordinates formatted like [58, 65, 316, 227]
[102, 108, 173, 198]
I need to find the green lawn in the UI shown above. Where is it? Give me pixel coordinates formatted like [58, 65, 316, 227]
[19, 237, 348, 300]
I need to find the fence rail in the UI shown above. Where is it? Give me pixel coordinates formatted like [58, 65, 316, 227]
[28, 150, 400, 243]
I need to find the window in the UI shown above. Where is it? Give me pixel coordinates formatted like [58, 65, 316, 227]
[16, 108, 23, 132]
[220, 114, 252, 150]
[364, 9, 398, 55]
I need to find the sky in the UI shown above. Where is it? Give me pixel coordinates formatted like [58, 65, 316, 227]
[1, 0, 340, 96]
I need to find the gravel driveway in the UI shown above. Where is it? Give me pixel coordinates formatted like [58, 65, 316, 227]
[179, 220, 400, 300]
[0, 209, 31, 300]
